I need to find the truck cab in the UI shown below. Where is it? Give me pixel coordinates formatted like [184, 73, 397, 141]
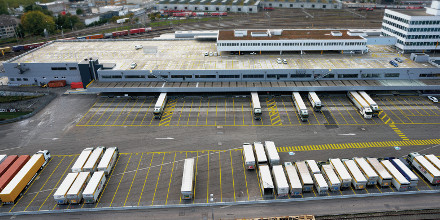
[362, 107, 373, 119]
[36, 150, 51, 166]
[254, 108, 261, 120]
[300, 109, 309, 122]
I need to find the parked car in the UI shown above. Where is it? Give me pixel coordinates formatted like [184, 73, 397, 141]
[389, 60, 398, 67]
[135, 45, 143, 50]
[277, 58, 282, 64]
[395, 57, 403, 63]
[209, 52, 213, 56]
[428, 96, 438, 103]
[250, 52, 257, 55]
[130, 62, 137, 69]
[214, 52, 217, 56]
[204, 52, 209, 56]
[283, 59, 287, 64]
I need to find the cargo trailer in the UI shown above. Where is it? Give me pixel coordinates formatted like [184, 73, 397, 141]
[292, 92, 309, 122]
[0, 150, 50, 204]
[0, 155, 29, 192]
[354, 157, 379, 185]
[181, 158, 195, 200]
[83, 171, 106, 203]
[242, 143, 256, 170]
[347, 91, 373, 119]
[424, 154, 440, 171]
[264, 141, 280, 167]
[284, 162, 302, 196]
[390, 159, 418, 187]
[358, 91, 380, 117]
[97, 147, 119, 175]
[71, 148, 94, 173]
[83, 147, 105, 173]
[271, 165, 289, 198]
[408, 152, 440, 184]
[0, 155, 18, 178]
[258, 165, 274, 197]
[308, 92, 322, 112]
[153, 93, 167, 119]
[254, 142, 268, 166]
[295, 161, 314, 192]
[321, 165, 341, 191]
[66, 172, 91, 204]
[343, 160, 367, 190]
[313, 174, 328, 195]
[0, 155, 7, 165]
[251, 92, 262, 120]
[381, 160, 410, 191]
[366, 158, 392, 187]
[329, 158, 352, 189]
[306, 160, 320, 174]
[53, 173, 79, 204]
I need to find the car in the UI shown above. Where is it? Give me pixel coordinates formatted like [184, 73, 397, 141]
[389, 60, 398, 67]
[283, 59, 287, 64]
[214, 52, 217, 56]
[130, 62, 137, 69]
[204, 52, 209, 56]
[209, 52, 213, 56]
[135, 45, 143, 50]
[428, 96, 439, 103]
[240, 52, 244, 55]
[276, 58, 282, 64]
[250, 52, 256, 55]
[395, 57, 403, 63]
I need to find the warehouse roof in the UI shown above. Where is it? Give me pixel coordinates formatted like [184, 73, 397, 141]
[217, 29, 364, 41]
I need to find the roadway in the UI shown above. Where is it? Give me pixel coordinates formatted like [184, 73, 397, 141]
[0, 90, 440, 217]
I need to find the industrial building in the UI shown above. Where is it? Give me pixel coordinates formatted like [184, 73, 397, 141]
[260, 0, 342, 10]
[381, 1, 440, 53]
[157, 0, 260, 13]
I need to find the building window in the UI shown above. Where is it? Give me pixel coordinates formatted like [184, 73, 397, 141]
[51, 67, 67, 70]
[216, 7, 219, 11]
[125, 75, 146, 78]
[279, 4, 282, 7]
[205, 7, 208, 10]
[171, 75, 192, 78]
[69, 67, 77, 70]
[227, 8, 230, 11]
[184, 7, 187, 9]
[323, 5, 326, 8]
[361, 74, 381, 78]
[291, 74, 311, 78]
[419, 74, 440, 77]
[195, 7, 198, 10]
[290, 4, 293, 7]
[249, 8, 252, 12]
[17, 78, 22, 81]
[23, 78, 28, 81]
[384, 73, 399, 78]
[338, 74, 358, 78]
[9, 78, 15, 81]
[54, 76, 59, 79]
[195, 75, 216, 78]
[267, 74, 287, 78]
[219, 75, 240, 78]
[312, 4, 315, 8]
[243, 74, 264, 78]
[238, 8, 241, 11]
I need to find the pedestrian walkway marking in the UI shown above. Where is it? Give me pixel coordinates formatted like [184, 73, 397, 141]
[266, 97, 283, 126]
[159, 99, 178, 126]
[277, 138, 440, 152]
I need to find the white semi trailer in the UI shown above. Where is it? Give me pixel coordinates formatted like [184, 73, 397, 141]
[292, 92, 309, 122]
[251, 92, 262, 120]
[153, 93, 168, 119]
[308, 92, 322, 112]
[347, 91, 373, 119]
[408, 152, 440, 185]
[358, 91, 380, 117]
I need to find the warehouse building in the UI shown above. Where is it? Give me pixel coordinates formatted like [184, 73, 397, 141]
[216, 29, 368, 54]
[381, 1, 440, 53]
[261, 0, 342, 10]
[157, 0, 260, 13]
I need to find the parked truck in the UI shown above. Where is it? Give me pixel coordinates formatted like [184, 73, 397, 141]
[0, 155, 29, 192]
[66, 172, 91, 204]
[0, 155, 18, 178]
[71, 148, 94, 173]
[264, 141, 280, 167]
[408, 152, 440, 184]
[321, 164, 341, 191]
[251, 92, 262, 120]
[83, 171, 106, 203]
[83, 146, 105, 173]
[292, 92, 309, 122]
[308, 92, 322, 112]
[0, 150, 50, 204]
[347, 91, 373, 119]
[272, 165, 289, 198]
[53, 172, 79, 204]
[284, 162, 303, 196]
[97, 147, 119, 175]
[358, 91, 380, 117]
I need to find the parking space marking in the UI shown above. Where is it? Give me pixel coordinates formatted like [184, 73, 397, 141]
[329, 98, 348, 124]
[84, 98, 109, 125]
[278, 138, 440, 152]
[196, 98, 203, 126]
[165, 153, 177, 205]
[385, 97, 414, 123]
[230, 151, 236, 202]
[138, 153, 154, 206]
[280, 97, 292, 125]
[219, 151, 223, 202]
[77, 98, 100, 125]
[42, 156, 76, 211]
[123, 153, 143, 206]
[377, 99, 406, 124]
[240, 151, 250, 201]
[138, 99, 155, 125]
[9, 158, 53, 212]
[399, 97, 423, 116]
[112, 100, 130, 125]
[110, 153, 132, 207]
[337, 97, 361, 124]
[266, 97, 283, 126]
[93, 99, 116, 125]
[122, 99, 139, 125]
[24, 156, 65, 211]
[186, 99, 195, 125]
[177, 100, 186, 125]
[151, 153, 165, 205]
[193, 152, 199, 204]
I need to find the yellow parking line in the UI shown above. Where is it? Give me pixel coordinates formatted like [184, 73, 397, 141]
[329, 98, 348, 124]
[412, 168, 432, 190]
[112, 100, 130, 125]
[193, 152, 199, 204]
[378, 99, 404, 124]
[187, 98, 195, 125]
[122, 99, 139, 125]
[85, 98, 110, 125]
[10, 158, 53, 212]
[24, 156, 65, 211]
[165, 153, 177, 205]
[400, 97, 423, 116]
[394, 97, 416, 116]
[78, 98, 100, 125]
[230, 150, 236, 202]
[241, 104, 245, 125]
[224, 98, 227, 125]
[93, 98, 116, 125]
[110, 153, 132, 207]
[103, 99, 123, 125]
[151, 153, 166, 206]
[385, 97, 413, 123]
[138, 98, 155, 125]
[337, 97, 359, 124]
[240, 151, 250, 200]
[177, 100, 186, 125]
[123, 153, 143, 206]
[280, 97, 292, 125]
[321, 98, 339, 124]
[206, 151, 210, 203]
[44, 155, 77, 211]
[138, 153, 154, 206]
[219, 151, 223, 202]
[180, 152, 188, 204]
[196, 98, 203, 126]
[233, 97, 236, 126]
[206, 98, 210, 125]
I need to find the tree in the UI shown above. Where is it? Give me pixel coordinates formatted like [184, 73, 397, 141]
[0, 0, 8, 15]
[76, 8, 83, 15]
[56, 13, 81, 30]
[21, 10, 55, 36]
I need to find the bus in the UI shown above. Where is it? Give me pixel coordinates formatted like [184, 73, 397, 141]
[295, 161, 314, 192]
[254, 142, 268, 166]
[358, 91, 380, 117]
[390, 159, 418, 187]
[181, 158, 195, 200]
[366, 158, 392, 187]
[272, 165, 289, 198]
[83, 171, 106, 203]
[321, 164, 341, 191]
[329, 158, 352, 189]
[83, 146, 105, 173]
[344, 160, 367, 190]
[53, 173, 79, 204]
[284, 162, 303, 196]
[313, 173, 328, 195]
[308, 92, 322, 112]
[347, 91, 373, 119]
[153, 93, 168, 119]
[66, 172, 91, 204]
[242, 143, 256, 170]
[306, 160, 320, 174]
[71, 148, 94, 173]
[354, 157, 379, 185]
[259, 165, 274, 197]
[264, 141, 280, 167]
[292, 92, 308, 122]
[381, 160, 410, 191]
[251, 92, 262, 120]
[97, 147, 119, 175]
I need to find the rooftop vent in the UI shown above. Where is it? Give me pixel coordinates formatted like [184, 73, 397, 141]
[251, 32, 268, 37]
[331, 31, 342, 36]
[271, 29, 283, 36]
[234, 30, 247, 37]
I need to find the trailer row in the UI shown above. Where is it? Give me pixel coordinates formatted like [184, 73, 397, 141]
[75, 27, 153, 40]
[54, 147, 118, 204]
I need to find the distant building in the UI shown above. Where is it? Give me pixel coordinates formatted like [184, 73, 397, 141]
[261, 0, 342, 10]
[37, 1, 65, 14]
[0, 15, 18, 39]
[157, 0, 260, 13]
[92, 0, 127, 6]
[381, 1, 440, 53]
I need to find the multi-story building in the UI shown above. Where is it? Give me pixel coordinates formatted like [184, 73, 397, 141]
[0, 15, 18, 39]
[93, 0, 127, 6]
[381, 1, 440, 53]
[37, 1, 65, 14]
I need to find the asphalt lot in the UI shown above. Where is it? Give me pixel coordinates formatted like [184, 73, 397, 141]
[0, 91, 440, 216]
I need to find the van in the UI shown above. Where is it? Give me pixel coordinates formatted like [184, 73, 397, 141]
[130, 62, 137, 69]
[135, 45, 143, 50]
